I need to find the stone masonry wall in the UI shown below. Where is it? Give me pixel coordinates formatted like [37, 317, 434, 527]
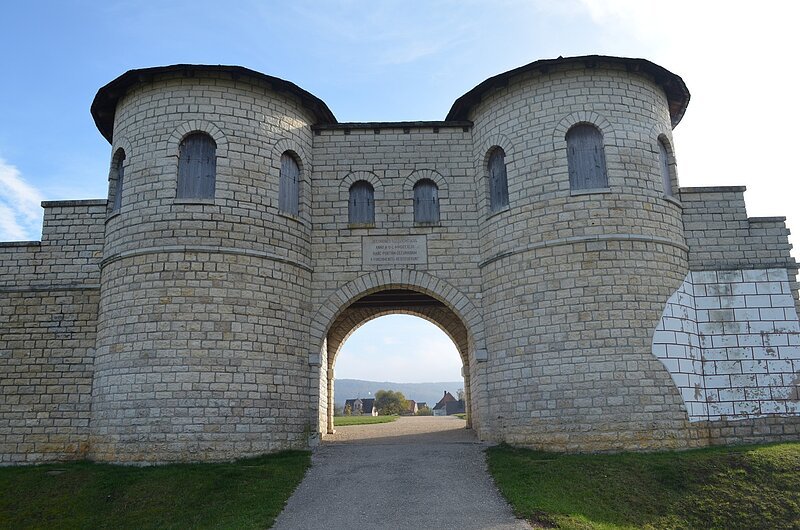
[91, 72, 317, 463]
[654, 269, 800, 422]
[0, 200, 105, 463]
[3, 59, 799, 463]
[680, 186, 800, 315]
[469, 64, 699, 451]
[309, 123, 487, 438]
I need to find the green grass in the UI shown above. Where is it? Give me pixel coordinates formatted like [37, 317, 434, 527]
[453, 413, 467, 420]
[0, 450, 310, 530]
[333, 415, 398, 426]
[487, 442, 800, 530]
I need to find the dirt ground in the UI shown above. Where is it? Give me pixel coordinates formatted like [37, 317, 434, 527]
[324, 415, 478, 444]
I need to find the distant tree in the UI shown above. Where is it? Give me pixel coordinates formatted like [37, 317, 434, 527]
[457, 388, 465, 401]
[375, 389, 407, 415]
[416, 405, 432, 416]
[343, 403, 352, 416]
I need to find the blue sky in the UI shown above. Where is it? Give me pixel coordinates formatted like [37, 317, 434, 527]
[1, 1, 798, 382]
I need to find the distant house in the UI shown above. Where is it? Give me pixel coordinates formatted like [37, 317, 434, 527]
[432, 391, 464, 416]
[445, 400, 465, 415]
[417, 402, 427, 410]
[343, 398, 378, 416]
[405, 400, 418, 415]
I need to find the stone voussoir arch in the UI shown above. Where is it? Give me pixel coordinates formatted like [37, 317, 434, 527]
[110, 136, 133, 166]
[403, 169, 449, 200]
[552, 110, 615, 152]
[272, 137, 310, 174]
[340, 170, 383, 226]
[309, 269, 486, 359]
[167, 119, 229, 158]
[341, 170, 383, 194]
[652, 127, 680, 195]
[474, 132, 516, 210]
[106, 137, 134, 213]
[647, 121, 676, 159]
[475, 132, 516, 171]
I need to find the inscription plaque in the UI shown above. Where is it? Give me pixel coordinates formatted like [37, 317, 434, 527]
[363, 235, 427, 266]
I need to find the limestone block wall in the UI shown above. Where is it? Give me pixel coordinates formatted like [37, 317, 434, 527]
[650, 278, 705, 418]
[681, 186, 800, 314]
[652, 184, 800, 442]
[0, 200, 105, 463]
[309, 124, 479, 292]
[308, 124, 487, 439]
[469, 63, 697, 451]
[654, 269, 800, 422]
[3, 58, 799, 463]
[91, 71, 317, 463]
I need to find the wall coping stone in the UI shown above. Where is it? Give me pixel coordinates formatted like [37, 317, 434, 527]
[41, 199, 107, 208]
[748, 216, 787, 223]
[0, 241, 41, 248]
[679, 186, 747, 194]
[312, 121, 473, 131]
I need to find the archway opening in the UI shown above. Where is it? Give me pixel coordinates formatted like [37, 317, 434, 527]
[318, 288, 476, 438]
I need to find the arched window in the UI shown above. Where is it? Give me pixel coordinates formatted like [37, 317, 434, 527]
[487, 147, 509, 212]
[111, 149, 125, 212]
[279, 152, 300, 216]
[566, 124, 608, 190]
[413, 179, 439, 224]
[177, 132, 216, 199]
[658, 138, 673, 197]
[349, 181, 374, 225]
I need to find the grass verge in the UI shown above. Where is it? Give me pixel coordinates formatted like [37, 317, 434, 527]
[487, 442, 800, 530]
[333, 415, 398, 426]
[0, 450, 310, 529]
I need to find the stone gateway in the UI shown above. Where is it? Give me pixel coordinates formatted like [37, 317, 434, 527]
[1, 55, 799, 464]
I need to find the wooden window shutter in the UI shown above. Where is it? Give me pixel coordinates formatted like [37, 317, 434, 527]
[349, 181, 374, 224]
[658, 139, 673, 197]
[177, 133, 216, 199]
[567, 124, 607, 190]
[112, 150, 125, 212]
[279, 153, 300, 215]
[488, 148, 509, 212]
[414, 179, 439, 224]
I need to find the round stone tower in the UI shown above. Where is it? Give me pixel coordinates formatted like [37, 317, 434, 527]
[89, 66, 334, 462]
[449, 57, 701, 451]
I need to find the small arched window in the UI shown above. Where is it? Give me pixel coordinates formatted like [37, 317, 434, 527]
[177, 132, 216, 199]
[566, 124, 608, 190]
[487, 147, 509, 212]
[111, 149, 126, 212]
[658, 138, 673, 197]
[349, 181, 375, 225]
[279, 152, 301, 216]
[413, 179, 439, 224]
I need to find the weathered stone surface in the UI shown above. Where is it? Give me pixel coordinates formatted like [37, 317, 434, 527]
[1, 57, 798, 464]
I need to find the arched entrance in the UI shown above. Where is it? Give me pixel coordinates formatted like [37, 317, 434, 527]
[308, 271, 488, 442]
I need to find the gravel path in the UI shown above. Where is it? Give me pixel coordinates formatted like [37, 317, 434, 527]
[273, 416, 530, 530]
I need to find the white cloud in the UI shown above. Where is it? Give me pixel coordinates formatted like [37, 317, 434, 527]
[0, 158, 44, 241]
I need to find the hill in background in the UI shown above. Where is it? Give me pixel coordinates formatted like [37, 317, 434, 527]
[334, 379, 463, 412]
